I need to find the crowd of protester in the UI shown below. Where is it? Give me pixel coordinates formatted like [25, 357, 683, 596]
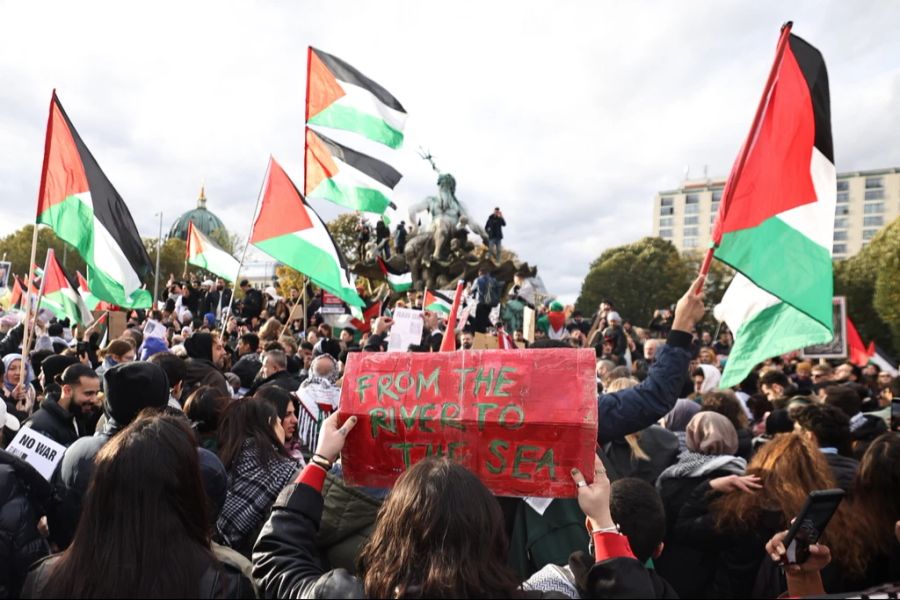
[0, 267, 897, 599]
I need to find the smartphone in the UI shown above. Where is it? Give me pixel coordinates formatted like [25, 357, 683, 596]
[781, 489, 844, 565]
[891, 399, 900, 432]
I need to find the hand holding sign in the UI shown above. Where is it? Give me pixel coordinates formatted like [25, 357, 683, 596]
[315, 412, 358, 463]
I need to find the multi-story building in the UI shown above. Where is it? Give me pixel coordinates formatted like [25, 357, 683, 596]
[652, 167, 900, 258]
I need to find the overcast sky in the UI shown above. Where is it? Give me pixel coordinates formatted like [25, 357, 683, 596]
[2, 1, 899, 302]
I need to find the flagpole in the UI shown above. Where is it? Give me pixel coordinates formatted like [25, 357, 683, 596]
[699, 21, 793, 283]
[20, 90, 59, 379]
[220, 159, 268, 338]
[153, 211, 163, 305]
[20, 250, 52, 385]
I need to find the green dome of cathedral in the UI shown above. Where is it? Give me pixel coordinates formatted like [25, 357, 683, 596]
[168, 185, 227, 241]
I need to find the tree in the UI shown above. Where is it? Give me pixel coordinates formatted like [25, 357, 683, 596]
[834, 216, 900, 356]
[575, 237, 692, 326]
[682, 250, 735, 331]
[0, 225, 87, 280]
[327, 213, 361, 262]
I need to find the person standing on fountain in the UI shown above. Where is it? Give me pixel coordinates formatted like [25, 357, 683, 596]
[485, 207, 506, 262]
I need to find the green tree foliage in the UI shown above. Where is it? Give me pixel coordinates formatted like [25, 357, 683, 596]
[0, 225, 87, 280]
[575, 237, 693, 326]
[141, 237, 187, 288]
[834, 216, 900, 355]
[327, 213, 362, 262]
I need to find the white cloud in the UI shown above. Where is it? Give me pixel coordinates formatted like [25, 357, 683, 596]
[2, 0, 899, 303]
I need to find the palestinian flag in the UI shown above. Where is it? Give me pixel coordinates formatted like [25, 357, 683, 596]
[305, 128, 400, 215]
[5, 277, 27, 311]
[76, 270, 114, 311]
[349, 299, 383, 334]
[38, 249, 93, 325]
[306, 47, 406, 149]
[35, 92, 153, 309]
[250, 157, 364, 308]
[712, 26, 836, 387]
[423, 289, 452, 314]
[32, 264, 45, 279]
[846, 316, 874, 368]
[186, 221, 240, 282]
[377, 257, 412, 292]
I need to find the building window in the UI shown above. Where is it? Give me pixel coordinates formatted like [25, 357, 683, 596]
[833, 230, 848, 241]
[834, 217, 848, 228]
[685, 203, 700, 215]
[836, 180, 849, 192]
[865, 177, 883, 189]
[685, 194, 700, 204]
[863, 216, 883, 227]
[835, 205, 850, 216]
[684, 215, 699, 225]
[864, 189, 884, 201]
[833, 243, 847, 255]
[863, 229, 878, 241]
[712, 189, 723, 202]
[683, 227, 699, 237]
[837, 191, 850, 203]
[659, 229, 672, 239]
[660, 197, 674, 207]
[659, 217, 674, 227]
[683, 237, 699, 249]
[864, 202, 884, 214]
[660, 206, 674, 216]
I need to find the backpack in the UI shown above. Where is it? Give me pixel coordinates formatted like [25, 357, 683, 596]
[480, 276, 501, 307]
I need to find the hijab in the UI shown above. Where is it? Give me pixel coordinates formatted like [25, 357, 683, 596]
[686, 411, 738, 455]
[663, 398, 701, 432]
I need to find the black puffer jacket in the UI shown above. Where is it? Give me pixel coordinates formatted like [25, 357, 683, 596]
[25, 392, 80, 447]
[0, 449, 50, 599]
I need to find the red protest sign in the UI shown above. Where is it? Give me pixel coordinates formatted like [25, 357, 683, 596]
[338, 348, 598, 497]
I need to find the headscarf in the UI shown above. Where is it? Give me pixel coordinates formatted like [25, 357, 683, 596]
[2, 354, 34, 391]
[300, 354, 340, 388]
[699, 364, 721, 393]
[663, 398, 701, 432]
[686, 412, 738, 456]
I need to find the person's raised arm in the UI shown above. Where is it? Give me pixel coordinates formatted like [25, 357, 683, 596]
[596, 276, 706, 442]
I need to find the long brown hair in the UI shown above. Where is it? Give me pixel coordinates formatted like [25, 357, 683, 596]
[712, 433, 868, 576]
[851, 432, 900, 560]
[41, 411, 213, 598]
[357, 457, 522, 598]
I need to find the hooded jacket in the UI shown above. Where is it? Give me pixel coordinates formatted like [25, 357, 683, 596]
[25, 391, 87, 447]
[48, 362, 169, 549]
[182, 333, 229, 401]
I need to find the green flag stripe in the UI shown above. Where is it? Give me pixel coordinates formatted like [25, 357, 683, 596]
[720, 300, 832, 388]
[309, 178, 393, 214]
[425, 302, 451, 314]
[308, 104, 403, 149]
[254, 233, 364, 307]
[714, 215, 833, 329]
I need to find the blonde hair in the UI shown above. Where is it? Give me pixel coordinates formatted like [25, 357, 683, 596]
[606, 377, 650, 461]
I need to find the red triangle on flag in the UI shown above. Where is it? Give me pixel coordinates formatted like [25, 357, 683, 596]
[250, 158, 315, 244]
[307, 47, 347, 121]
[37, 92, 91, 217]
[846, 316, 871, 367]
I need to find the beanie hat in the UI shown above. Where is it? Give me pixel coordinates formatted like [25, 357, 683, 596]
[103, 362, 169, 426]
[40, 354, 80, 386]
[197, 447, 227, 523]
[184, 332, 213, 362]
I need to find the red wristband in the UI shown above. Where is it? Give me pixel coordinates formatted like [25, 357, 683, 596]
[592, 531, 635, 561]
[294, 463, 327, 492]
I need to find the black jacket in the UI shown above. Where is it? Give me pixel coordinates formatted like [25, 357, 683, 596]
[0, 450, 50, 599]
[182, 358, 230, 403]
[485, 214, 506, 239]
[241, 288, 264, 320]
[25, 393, 82, 447]
[248, 371, 302, 396]
[824, 452, 859, 491]
[0, 323, 24, 357]
[850, 413, 888, 459]
[203, 288, 234, 317]
[22, 553, 254, 599]
[599, 425, 679, 483]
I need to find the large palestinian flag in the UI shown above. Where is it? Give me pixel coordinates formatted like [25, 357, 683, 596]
[306, 47, 407, 149]
[250, 157, 364, 307]
[712, 27, 835, 387]
[305, 128, 400, 215]
[35, 92, 153, 309]
[38, 249, 93, 325]
[186, 221, 240, 282]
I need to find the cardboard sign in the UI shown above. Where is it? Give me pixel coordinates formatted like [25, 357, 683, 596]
[339, 348, 598, 497]
[523, 306, 536, 343]
[472, 332, 495, 350]
[802, 297, 848, 359]
[387, 308, 424, 352]
[7, 428, 66, 480]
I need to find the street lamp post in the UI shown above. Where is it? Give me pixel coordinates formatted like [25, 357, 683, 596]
[153, 212, 163, 305]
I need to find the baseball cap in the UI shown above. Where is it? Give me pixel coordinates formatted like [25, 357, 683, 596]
[0, 401, 21, 432]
